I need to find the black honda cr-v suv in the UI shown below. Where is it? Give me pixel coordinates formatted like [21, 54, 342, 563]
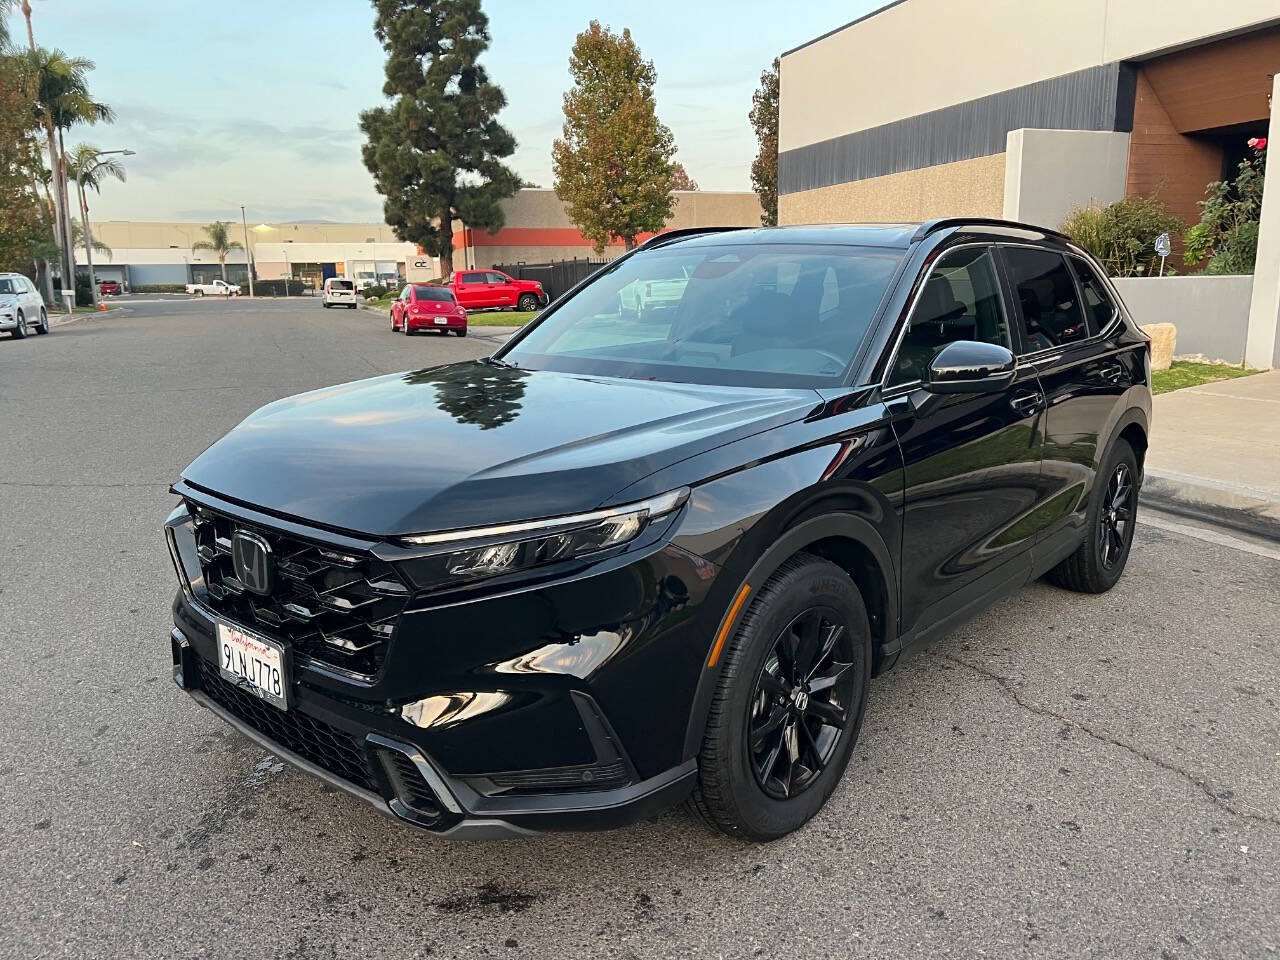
[165, 220, 1151, 840]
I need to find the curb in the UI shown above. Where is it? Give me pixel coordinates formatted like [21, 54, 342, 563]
[1140, 469, 1280, 543]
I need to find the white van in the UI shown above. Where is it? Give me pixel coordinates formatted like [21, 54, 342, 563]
[322, 277, 358, 309]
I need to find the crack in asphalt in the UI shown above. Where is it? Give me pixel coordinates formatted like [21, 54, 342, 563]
[936, 651, 1280, 829]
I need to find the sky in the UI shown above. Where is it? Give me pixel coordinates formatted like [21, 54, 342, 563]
[9, 0, 877, 223]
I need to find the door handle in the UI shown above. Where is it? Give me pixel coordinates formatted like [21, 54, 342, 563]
[1009, 389, 1044, 416]
[1096, 362, 1124, 383]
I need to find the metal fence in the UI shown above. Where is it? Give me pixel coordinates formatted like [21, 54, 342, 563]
[493, 257, 612, 302]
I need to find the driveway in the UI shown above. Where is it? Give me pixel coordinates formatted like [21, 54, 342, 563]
[1, 300, 1276, 959]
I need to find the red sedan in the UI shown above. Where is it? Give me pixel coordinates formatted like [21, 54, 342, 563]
[390, 284, 468, 337]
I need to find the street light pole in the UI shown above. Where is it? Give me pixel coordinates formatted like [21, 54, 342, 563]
[78, 148, 135, 310]
[240, 205, 254, 297]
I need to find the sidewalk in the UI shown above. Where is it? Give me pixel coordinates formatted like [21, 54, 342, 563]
[1141, 369, 1280, 539]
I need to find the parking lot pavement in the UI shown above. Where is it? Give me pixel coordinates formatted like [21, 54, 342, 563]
[1, 301, 1276, 959]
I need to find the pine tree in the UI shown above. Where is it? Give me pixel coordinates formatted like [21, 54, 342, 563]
[360, 0, 519, 277]
[552, 22, 676, 252]
[749, 58, 779, 227]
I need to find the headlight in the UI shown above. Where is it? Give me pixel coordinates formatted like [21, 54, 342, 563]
[399, 488, 688, 587]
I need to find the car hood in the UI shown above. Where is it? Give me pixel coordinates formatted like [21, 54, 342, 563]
[181, 361, 820, 538]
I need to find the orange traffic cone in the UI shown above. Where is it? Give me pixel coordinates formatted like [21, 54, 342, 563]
[98, 300, 107, 312]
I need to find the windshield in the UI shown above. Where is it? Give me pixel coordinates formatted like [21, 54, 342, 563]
[414, 285, 455, 301]
[499, 243, 903, 387]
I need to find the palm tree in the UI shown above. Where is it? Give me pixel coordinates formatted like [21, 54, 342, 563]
[192, 221, 244, 282]
[66, 143, 125, 286]
[29, 47, 113, 288]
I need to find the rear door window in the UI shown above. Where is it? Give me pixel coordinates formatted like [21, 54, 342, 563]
[1068, 256, 1118, 335]
[460, 273, 485, 285]
[1002, 248, 1088, 352]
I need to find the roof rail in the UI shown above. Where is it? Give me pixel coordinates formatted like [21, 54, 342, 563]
[911, 218, 1071, 243]
[635, 226, 749, 251]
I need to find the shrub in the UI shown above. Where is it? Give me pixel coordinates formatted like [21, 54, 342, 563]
[131, 284, 186, 293]
[1184, 138, 1266, 275]
[1061, 193, 1185, 277]
[74, 275, 93, 304]
[252, 279, 308, 296]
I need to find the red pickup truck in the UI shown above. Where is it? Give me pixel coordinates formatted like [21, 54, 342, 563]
[444, 269, 547, 312]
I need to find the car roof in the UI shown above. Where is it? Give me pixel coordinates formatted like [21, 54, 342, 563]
[645, 219, 1071, 253]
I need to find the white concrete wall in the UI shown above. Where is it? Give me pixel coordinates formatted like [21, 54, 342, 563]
[1244, 75, 1280, 370]
[780, 0, 1280, 151]
[1003, 129, 1130, 231]
[1113, 276, 1255, 365]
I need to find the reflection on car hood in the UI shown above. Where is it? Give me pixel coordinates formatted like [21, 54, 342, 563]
[181, 361, 821, 538]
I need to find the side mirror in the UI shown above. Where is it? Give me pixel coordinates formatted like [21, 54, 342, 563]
[925, 340, 1016, 394]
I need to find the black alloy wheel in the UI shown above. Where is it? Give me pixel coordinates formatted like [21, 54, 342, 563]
[1047, 437, 1139, 593]
[689, 553, 871, 840]
[748, 607, 857, 800]
[1098, 461, 1135, 569]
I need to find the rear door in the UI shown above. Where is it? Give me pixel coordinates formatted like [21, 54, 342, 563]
[1001, 246, 1135, 560]
[886, 244, 1046, 640]
[455, 272, 485, 308]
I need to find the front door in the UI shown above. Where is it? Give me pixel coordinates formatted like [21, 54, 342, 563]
[487, 271, 517, 307]
[885, 244, 1046, 639]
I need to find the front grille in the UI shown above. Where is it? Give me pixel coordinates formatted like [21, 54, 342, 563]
[187, 500, 410, 676]
[195, 657, 378, 793]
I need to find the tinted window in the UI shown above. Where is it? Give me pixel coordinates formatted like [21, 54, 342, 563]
[329, 279, 354, 291]
[889, 247, 1009, 386]
[1004, 248, 1087, 351]
[399, 286, 412, 300]
[460, 273, 485, 285]
[501, 243, 904, 388]
[486, 272, 509, 284]
[1070, 256, 1117, 334]
[414, 285, 455, 301]
[0, 279, 16, 294]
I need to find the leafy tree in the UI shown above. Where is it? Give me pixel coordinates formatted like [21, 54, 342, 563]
[0, 51, 54, 277]
[1184, 139, 1267, 275]
[360, 0, 520, 278]
[749, 58, 779, 227]
[553, 21, 676, 252]
[670, 162, 698, 191]
[192, 221, 243, 282]
[1060, 192, 1184, 277]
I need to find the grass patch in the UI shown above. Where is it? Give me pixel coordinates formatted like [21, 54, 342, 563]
[364, 296, 395, 311]
[468, 310, 539, 326]
[1152, 360, 1259, 395]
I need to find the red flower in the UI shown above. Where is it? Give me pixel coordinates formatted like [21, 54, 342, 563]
[1248, 137, 1267, 151]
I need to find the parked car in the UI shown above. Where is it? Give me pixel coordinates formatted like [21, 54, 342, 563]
[618, 267, 690, 320]
[185, 279, 240, 297]
[98, 279, 121, 296]
[164, 220, 1151, 841]
[322, 277, 358, 309]
[0, 273, 50, 339]
[390, 283, 467, 336]
[445, 269, 547, 312]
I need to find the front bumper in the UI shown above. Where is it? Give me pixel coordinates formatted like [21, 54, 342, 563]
[0, 313, 15, 330]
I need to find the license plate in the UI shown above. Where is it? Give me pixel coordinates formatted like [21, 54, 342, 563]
[434, 317, 448, 325]
[216, 621, 288, 710]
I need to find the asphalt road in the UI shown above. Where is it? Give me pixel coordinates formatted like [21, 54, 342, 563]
[1, 300, 1277, 960]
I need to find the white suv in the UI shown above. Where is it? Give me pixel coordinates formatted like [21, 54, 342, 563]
[0, 273, 49, 339]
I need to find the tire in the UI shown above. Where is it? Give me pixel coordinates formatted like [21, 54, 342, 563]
[403, 318, 412, 335]
[1047, 438, 1139, 593]
[390, 312, 397, 331]
[349, 304, 357, 310]
[323, 302, 331, 309]
[517, 293, 539, 312]
[196, 289, 204, 297]
[12, 310, 27, 339]
[455, 329, 467, 338]
[36, 308, 49, 334]
[688, 553, 871, 841]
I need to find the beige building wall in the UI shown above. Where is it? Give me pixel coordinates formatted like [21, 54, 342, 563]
[779, 153, 1006, 225]
[92, 221, 402, 250]
[780, 0, 1280, 151]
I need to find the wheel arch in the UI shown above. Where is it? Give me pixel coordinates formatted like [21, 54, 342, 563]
[1108, 406, 1149, 475]
[680, 514, 897, 763]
